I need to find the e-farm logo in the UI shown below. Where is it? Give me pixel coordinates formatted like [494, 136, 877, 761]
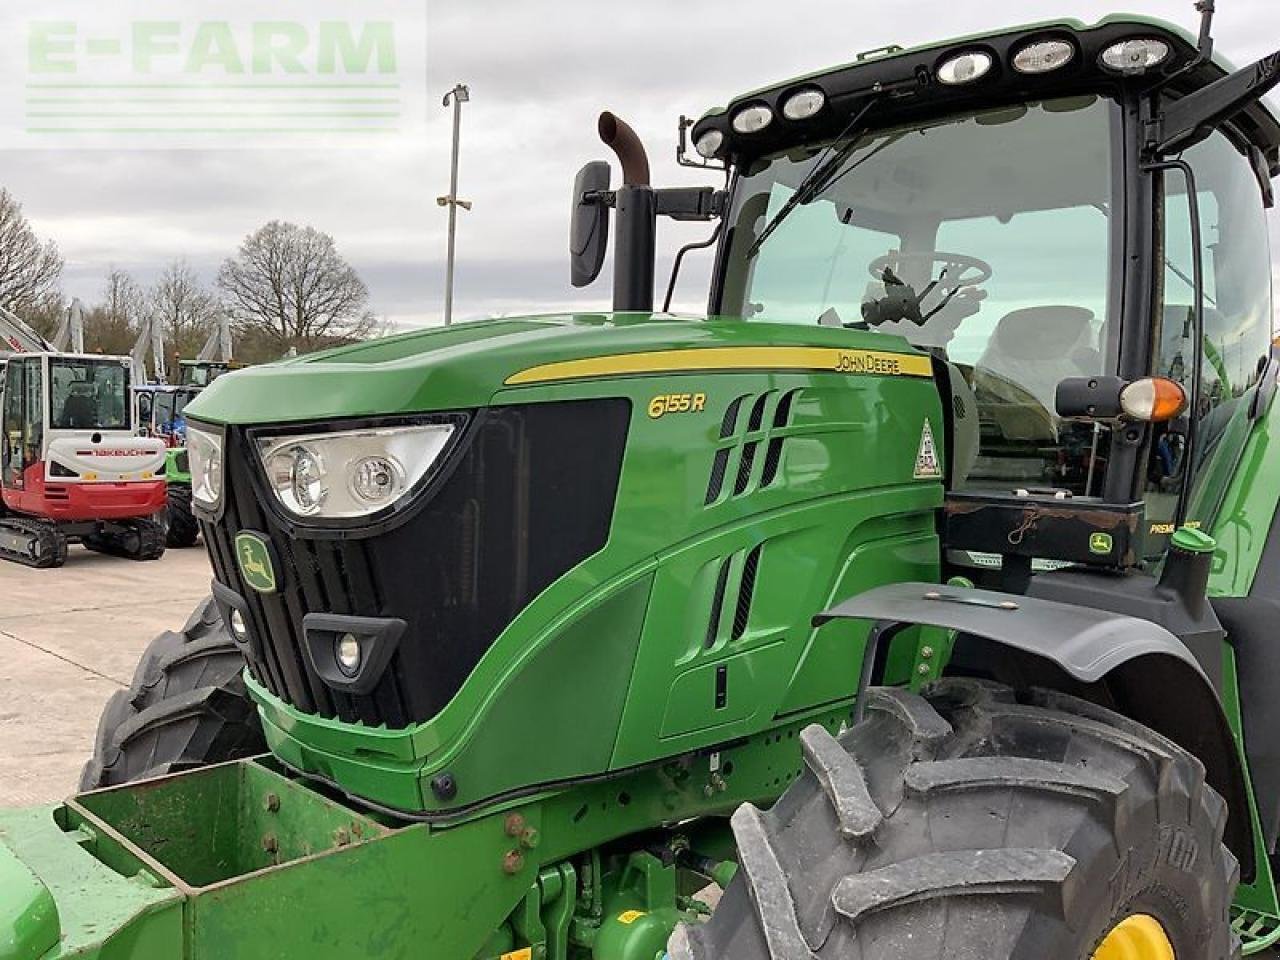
[5, 2, 426, 148]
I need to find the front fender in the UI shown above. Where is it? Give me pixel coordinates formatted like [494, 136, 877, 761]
[817, 581, 1254, 880]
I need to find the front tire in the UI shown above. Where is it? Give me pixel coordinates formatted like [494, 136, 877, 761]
[165, 484, 199, 548]
[673, 679, 1238, 959]
[80, 595, 265, 789]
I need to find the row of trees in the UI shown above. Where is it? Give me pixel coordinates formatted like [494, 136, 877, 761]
[0, 188, 380, 365]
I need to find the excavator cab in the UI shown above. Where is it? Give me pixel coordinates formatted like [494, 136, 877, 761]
[0, 352, 168, 567]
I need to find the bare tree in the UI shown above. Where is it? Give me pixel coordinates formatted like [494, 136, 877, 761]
[148, 260, 218, 361]
[86, 268, 145, 355]
[217, 221, 375, 355]
[21, 290, 67, 342]
[0, 189, 63, 313]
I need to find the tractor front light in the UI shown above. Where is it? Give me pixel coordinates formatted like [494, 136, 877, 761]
[694, 129, 724, 159]
[1012, 40, 1075, 74]
[335, 633, 363, 677]
[782, 88, 826, 121]
[1100, 38, 1171, 75]
[256, 423, 457, 521]
[186, 422, 224, 512]
[731, 104, 774, 134]
[937, 50, 994, 85]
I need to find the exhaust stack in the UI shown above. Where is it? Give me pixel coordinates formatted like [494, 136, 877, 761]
[598, 112, 655, 312]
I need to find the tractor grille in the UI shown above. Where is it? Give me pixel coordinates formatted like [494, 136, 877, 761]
[204, 399, 630, 728]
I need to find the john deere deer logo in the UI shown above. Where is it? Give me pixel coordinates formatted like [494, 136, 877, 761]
[235, 532, 277, 594]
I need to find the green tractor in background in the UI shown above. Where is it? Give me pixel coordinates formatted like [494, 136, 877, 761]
[132, 384, 202, 548]
[6, 7, 1280, 960]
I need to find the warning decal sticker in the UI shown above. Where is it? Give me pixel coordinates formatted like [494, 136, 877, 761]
[914, 420, 942, 480]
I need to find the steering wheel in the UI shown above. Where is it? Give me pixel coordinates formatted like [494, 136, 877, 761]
[868, 251, 993, 288]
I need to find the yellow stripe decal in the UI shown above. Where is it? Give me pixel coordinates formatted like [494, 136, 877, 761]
[505, 346, 933, 385]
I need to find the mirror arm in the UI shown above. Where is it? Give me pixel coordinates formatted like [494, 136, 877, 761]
[654, 187, 726, 221]
[1151, 48, 1280, 155]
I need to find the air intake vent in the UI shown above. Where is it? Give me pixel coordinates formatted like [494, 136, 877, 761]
[731, 544, 763, 641]
[705, 389, 801, 505]
[760, 390, 798, 488]
[733, 442, 757, 496]
[705, 558, 731, 649]
[719, 397, 744, 439]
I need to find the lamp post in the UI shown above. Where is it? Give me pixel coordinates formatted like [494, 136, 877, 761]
[438, 84, 471, 326]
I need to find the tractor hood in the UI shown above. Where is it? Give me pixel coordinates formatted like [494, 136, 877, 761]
[185, 312, 925, 426]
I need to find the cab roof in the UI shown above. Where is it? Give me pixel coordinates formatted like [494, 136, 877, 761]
[692, 15, 1280, 174]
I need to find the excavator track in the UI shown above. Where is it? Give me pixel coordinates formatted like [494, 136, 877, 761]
[83, 518, 166, 562]
[0, 516, 69, 568]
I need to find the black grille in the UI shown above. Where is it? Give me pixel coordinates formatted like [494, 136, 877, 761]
[204, 399, 631, 727]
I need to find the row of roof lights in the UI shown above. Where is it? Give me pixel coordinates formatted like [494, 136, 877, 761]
[696, 36, 1173, 158]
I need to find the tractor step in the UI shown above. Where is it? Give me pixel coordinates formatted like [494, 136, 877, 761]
[0, 516, 68, 568]
[1233, 905, 1280, 955]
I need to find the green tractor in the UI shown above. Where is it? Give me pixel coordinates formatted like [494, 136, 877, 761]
[132, 384, 203, 548]
[5, 8, 1280, 960]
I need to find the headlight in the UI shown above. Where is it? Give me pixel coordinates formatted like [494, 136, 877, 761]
[187, 422, 224, 511]
[255, 423, 457, 520]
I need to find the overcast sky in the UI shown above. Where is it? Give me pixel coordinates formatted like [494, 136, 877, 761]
[1, 0, 1277, 329]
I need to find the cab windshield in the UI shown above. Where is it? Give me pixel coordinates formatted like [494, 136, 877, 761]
[50, 358, 131, 432]
[719, 96, 1118, 495]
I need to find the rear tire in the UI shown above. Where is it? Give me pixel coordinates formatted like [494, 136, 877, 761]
[165, 484, 199, 548]
[672, 679, 1238, 959]
[80, 595, 266, 789]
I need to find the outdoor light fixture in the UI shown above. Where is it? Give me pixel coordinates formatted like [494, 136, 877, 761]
[937, 50, 994, 85]
[256, 423, 457, 521]
[301, 613, 407, 695]
[695, 129, 724, 158]
[186, 422, 224, 511]
[1012, 40, 1076, 74]
[1100, 38, 1172, 75]
[1120, 378, 1187, 422]
[782, 88, 826, 121]
[335, 633, 363, 677]
[731, 104, 774, 134]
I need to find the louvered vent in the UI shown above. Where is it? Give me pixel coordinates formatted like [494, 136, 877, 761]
[705, 389, 800, 505]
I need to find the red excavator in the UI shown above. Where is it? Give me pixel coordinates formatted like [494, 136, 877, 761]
[0, 306, 167, 567]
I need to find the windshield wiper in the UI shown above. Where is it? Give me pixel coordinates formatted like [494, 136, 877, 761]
[745, 97, 880, 260]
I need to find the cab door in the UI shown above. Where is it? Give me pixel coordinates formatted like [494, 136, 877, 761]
[1, 357, 44, 494]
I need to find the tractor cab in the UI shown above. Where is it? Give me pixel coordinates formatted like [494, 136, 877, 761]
[0, 352, 167, 566]
[134, 383, 202, 447]
[178, 359, 236, 388]
[687, 18, 1280, 584]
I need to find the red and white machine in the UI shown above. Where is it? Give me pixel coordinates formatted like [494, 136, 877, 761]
[0, 307, 167, 567]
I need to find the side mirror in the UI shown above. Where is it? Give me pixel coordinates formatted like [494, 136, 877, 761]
[570, 161, 611, 288]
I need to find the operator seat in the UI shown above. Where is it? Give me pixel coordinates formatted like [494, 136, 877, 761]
[60, 386, 97, 430]
[975, 306, 1100, 416]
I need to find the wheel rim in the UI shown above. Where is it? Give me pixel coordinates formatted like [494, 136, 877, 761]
[1092, 914, 1175, 960]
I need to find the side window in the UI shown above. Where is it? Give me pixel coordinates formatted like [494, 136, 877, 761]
[22, 360, 44, 474]
[2, 360, 24, 485]
[1150, 129, 1274, 544]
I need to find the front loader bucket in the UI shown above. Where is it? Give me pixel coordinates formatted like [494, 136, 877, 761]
[0, 759, 539, 960]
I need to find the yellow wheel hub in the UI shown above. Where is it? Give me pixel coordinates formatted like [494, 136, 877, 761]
[1092, 914, 1175, 960]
